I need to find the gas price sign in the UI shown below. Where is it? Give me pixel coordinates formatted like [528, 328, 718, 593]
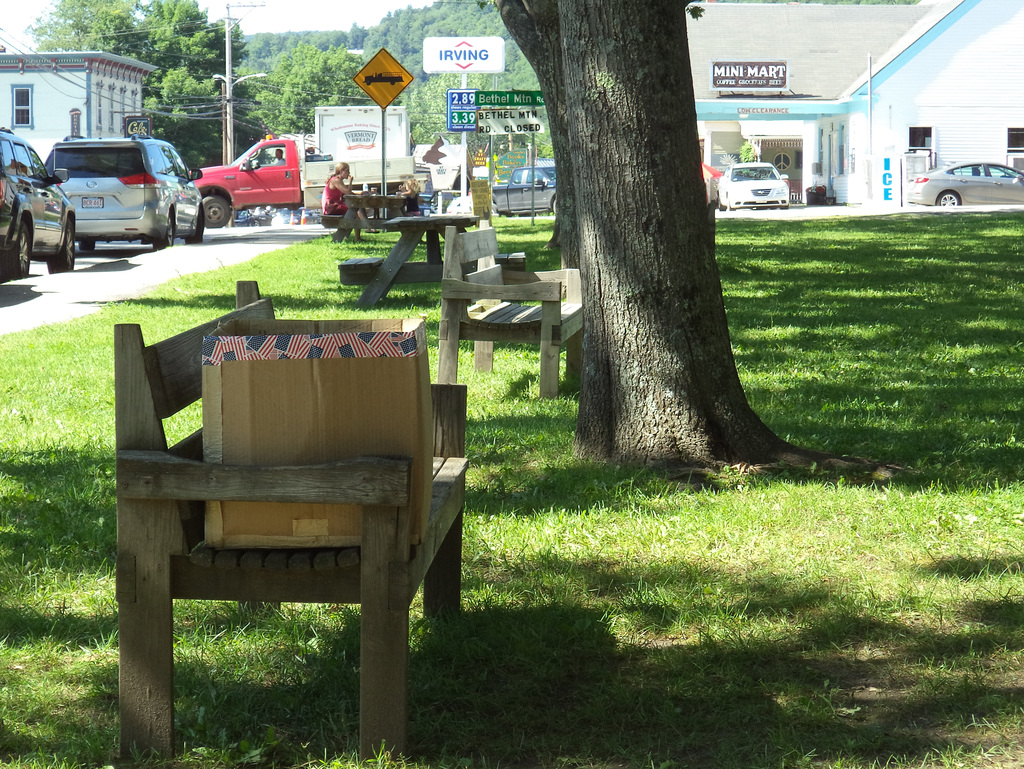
[447, 89, 477, 132]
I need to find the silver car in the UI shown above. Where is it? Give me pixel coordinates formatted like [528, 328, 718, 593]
[908, 162, 1024, 207]
[46, 136, 204, 250]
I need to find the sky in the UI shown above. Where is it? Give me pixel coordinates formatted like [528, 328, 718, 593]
[0, 0, 437, 50]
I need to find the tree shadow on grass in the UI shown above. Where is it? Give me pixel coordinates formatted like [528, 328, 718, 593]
[152, 552, 1024, 768]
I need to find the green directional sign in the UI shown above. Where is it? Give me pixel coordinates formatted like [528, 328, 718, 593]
[476, 90, 545, 108]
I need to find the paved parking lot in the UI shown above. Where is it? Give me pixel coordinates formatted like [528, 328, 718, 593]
[0, 225, 323, 336]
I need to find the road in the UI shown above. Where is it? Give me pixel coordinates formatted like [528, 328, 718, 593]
[0, 225, 323, 336]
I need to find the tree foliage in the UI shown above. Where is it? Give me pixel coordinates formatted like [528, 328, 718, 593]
[30, 0, 142, 57]
[31, 0, 241, 167]
[244, 44, 366, 137]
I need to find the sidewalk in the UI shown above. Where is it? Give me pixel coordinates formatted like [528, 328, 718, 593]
[0, 226, 321, 336]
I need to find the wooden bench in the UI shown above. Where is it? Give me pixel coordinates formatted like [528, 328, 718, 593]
[438, 226, 583, 398]
[115, 280, 468, 760]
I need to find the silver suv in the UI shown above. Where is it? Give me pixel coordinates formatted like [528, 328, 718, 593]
[46, 136, 204, 251]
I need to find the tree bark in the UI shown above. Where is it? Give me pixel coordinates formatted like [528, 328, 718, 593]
[559, 0, 800, 466]
[495, 0, 577, 265]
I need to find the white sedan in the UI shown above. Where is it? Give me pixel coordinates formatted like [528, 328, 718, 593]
[718, 162, 790, 211]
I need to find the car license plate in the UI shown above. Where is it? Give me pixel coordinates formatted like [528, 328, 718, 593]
[82, 197, 104, 209]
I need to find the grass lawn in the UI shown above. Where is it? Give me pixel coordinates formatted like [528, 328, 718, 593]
[1, 211, 1023, 768]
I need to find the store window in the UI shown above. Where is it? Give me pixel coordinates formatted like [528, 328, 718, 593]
[909, 127, 932, 151]
[1008, 128, 1024, 151]
[12, 86, 32, 127]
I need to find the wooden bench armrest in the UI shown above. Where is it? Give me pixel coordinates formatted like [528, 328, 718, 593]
[116, 450, 412, 506]
[442, 277, 562, 303]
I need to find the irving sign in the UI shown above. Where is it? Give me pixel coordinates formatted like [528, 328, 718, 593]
[711, 61, 789, 91]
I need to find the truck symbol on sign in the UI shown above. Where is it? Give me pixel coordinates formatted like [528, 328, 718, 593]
[363, 72, 405, 86]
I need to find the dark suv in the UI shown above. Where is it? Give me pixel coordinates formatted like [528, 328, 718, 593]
[0, 128, 76, 283]
[46, 136, 203, 251]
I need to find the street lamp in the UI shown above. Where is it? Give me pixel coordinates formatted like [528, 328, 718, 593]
[214, 71, 266, 163]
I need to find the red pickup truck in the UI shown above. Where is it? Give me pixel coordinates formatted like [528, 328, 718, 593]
[199, 138, 418, 228]
[198, 139, 333, 228]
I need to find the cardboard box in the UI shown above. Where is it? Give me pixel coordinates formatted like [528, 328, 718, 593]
[201, 318, 432, 548]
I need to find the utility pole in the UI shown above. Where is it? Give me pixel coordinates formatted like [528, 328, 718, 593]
[222, 2, 264, 160]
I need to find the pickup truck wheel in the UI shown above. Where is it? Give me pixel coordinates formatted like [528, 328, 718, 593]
[47, 220, 76, 274]
[550, 196, 557, 216]
[203, 196, 231, 229]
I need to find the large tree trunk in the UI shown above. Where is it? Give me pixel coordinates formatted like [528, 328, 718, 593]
[559, 0, 799, 466]
[495, 0, 577, 266]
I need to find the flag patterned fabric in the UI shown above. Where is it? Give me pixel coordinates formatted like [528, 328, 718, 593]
[202, 330, 419, 365]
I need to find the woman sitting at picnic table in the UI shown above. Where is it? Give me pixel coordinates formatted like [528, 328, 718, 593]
[322, 162, 368, 241]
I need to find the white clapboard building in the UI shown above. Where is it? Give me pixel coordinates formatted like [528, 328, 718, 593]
[0, 51, 155, 160]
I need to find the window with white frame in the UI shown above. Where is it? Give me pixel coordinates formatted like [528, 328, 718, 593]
[13, 86, 31, 127]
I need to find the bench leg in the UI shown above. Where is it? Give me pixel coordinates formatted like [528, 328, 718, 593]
[564, 332, 582, 380]
[437, 313, 462, 386]
[357, 232, 422, 307]
[360, 505, 409, 760]
[118, 499, 178, 757]
[332, 210, 360, 243]
[423, 510, 463, 616]
[425, 231, 442, 265]
[473, 341, 494, 373]
[539, 339, 561, 398]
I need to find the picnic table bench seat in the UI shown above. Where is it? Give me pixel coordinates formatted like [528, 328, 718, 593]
[338, 252, 526, 286]
[115, 280, 468, 761]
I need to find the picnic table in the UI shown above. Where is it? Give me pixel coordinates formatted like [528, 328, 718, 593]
[340, 214, 480, 307]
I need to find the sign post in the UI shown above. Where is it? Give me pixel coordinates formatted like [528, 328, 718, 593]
[423, 37, 505, 199]
[354, 48, 415, 194]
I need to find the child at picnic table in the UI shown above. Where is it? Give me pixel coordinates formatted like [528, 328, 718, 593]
[399, 176, 422, 216]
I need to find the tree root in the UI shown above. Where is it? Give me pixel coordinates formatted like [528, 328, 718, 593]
[654, 448, 908, 491]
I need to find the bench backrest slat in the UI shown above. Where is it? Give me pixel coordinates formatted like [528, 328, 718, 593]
[151, 298, 275, 419]
[115, 290, 275, 454]
[466, 264, 504, 286]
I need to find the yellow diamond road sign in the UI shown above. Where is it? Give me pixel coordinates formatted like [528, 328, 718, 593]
[355, 48, 414, 109]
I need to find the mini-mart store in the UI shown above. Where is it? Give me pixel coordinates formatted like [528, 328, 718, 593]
[687, 0, 1024, 205]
